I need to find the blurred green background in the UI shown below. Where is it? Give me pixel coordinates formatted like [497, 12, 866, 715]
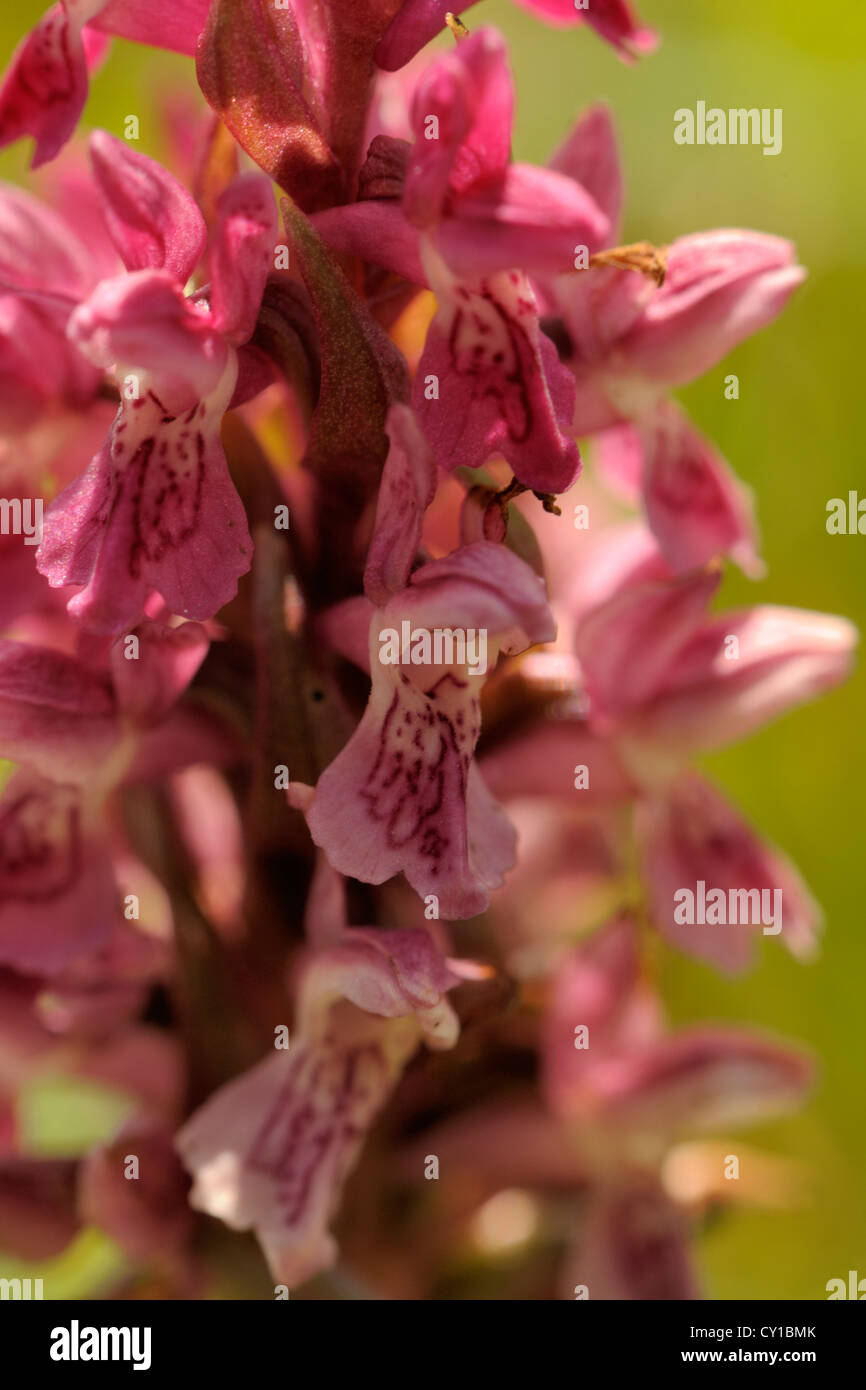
[1, 0, 864, 1300]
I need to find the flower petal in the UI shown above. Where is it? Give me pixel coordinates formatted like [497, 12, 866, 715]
[298, 926, 463, 1050]
[548, 103, 623, 243]
[561, 1174, 699, 1302]
[364, 403, 437, 604]
[481, 721, 637, 804]
[435, 162, 609, 277]
[0, 639, 117, 780]
[639, 404, 763, 578]
[88, 130, 207, 284]
[0, 294, 100, 425]
[89, 0, 210, 53]
[208, 174, 278, 345]
[619, 231, 806, 388]
[403, 27, 513, 225]
[0, 772, 118, 975]
[376, 0, 458, 71]
[632, 604, 858, 757]
[543, 917, 660, 1116]
[0, 3, 93, 168]
[312, 199, 426, 285]
[0, 182, 101, 297]
[108, 619, 209, 724]
[576, 566, 720, 727]
[515, 0, 657, 58]
[68, 269, 228, 408]
[177, 1031, 410, 1287]
[598, 1025, 814, 1134]
[635, 774, 823, 972]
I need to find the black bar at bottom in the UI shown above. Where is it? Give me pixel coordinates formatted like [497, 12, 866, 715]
[0, 1298, 857, 1376]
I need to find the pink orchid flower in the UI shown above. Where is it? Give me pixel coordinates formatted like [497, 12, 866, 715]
[315, 29, 609, 492]
[32, 132, 277, 633]
[296, 405, 556, 919]
[176, 853, 471, 1287]
[376, 0, 657, 71]
[0, 165, 122, 631]
[0, 0, 210, 168]
[593, 402, 764, 578]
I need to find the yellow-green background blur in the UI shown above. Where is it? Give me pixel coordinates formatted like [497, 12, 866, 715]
[1, 0, 864, 1299]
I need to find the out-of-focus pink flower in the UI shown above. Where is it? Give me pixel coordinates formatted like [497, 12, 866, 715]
[409, 917, 811, 1296]
[634, 774, 822, 973]
[169, 766, 245, 935]
[547, 115, 804, 435]
[0, 621, 236, 973]
[78, 1122, 195, 1282]
[544, 919, 814, 1133]
[0, 0, 210, 168]
[575, 564, 857, 764]
[0, 769, 122, 975]
[177, 856, 469, 1287]
[0, 961, 184, 1261]
[36, 918, 169, 1039]
[376, 0, 657, 72]
[561, 1170, 699, 1301]
[594, 404, 763, 577]
[299, 406, 555, 918]
[0, 180, 117, 431]
[0, 619, 213, 783]
[511, 0, 656, 57]
[34, 134, 277, 632]
[479, 798, 629, 973]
